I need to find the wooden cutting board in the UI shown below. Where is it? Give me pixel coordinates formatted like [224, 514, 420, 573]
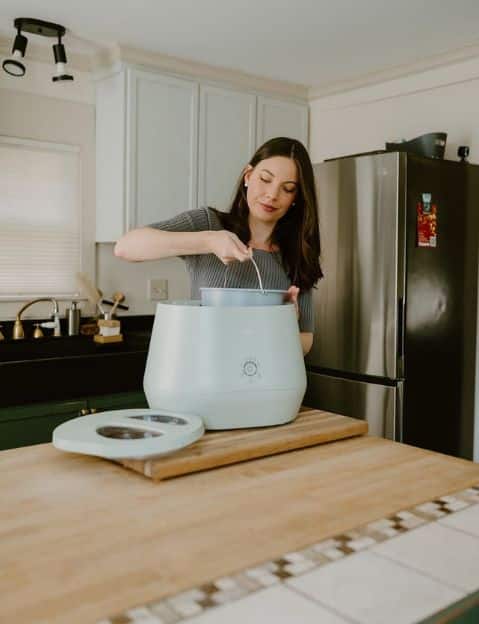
[119, 408, 368, 480]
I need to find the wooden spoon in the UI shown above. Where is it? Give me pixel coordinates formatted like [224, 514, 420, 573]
[110, 291, 125, 317]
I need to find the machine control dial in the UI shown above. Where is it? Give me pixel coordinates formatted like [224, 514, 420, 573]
[243, 360, 258, 376]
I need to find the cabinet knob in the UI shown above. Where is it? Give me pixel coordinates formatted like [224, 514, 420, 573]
[78, 408, 98, 416]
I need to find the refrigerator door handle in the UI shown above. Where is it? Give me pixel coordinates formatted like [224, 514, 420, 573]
[395, 380, 404, 443]
[397, 297, 405, 359]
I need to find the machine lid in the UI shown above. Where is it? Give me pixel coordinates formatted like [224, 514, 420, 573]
[52, 408, 204, 460]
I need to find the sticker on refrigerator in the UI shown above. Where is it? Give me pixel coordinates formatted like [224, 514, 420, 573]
[417, 193, 437, 248]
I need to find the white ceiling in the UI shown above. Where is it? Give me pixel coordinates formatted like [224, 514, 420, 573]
[1, 0, 479, 92]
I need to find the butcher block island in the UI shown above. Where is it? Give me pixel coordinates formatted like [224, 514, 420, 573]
[1, 420, 479, 623]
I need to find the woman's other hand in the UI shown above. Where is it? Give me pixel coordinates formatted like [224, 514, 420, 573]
[209, 231, 252, 265]
[285, 285, 300, 318]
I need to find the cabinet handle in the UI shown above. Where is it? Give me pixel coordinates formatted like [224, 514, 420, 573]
[79, 408, 90, 416]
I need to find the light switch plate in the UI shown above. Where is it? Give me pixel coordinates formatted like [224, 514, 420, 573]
[148, 278, 168, 301]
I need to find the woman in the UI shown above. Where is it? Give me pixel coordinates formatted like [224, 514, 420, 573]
[114, 137, 323, 355]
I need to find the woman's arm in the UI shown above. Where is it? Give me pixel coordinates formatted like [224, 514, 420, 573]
[285, 288, 314, 356]
[300, 332, 313, 356]
[114, 228, 213, 261]
[114, 227, 251, 263]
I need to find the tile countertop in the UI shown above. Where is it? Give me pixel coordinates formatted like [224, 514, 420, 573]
[1, 433, 479, 624]
[113, 494, 479, 624]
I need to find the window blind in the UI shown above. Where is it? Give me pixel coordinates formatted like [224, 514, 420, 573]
[0, 137, 81, 299]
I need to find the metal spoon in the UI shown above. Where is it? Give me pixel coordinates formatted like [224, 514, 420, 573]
[222, 249, 265, 293]
[249, 252, 265, 293]
[222, 250, 265, 293]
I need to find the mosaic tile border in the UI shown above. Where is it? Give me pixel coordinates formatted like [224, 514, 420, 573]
[99, 484, 479, 624]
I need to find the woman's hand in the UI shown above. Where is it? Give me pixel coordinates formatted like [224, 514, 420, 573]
[285, 285, 300, 319]
[208, 231, 252, 265]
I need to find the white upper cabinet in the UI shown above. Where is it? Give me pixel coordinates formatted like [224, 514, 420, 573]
[95, 66, 308, 241]
[127, 69, 198, 229]
[198, 85, 256, 212]
[95, 68, 198, 242]
[256, 96, 309, 147]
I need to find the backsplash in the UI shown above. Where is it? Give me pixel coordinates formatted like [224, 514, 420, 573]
[95, 243, 191, 316]
[0, 246, 190, 323]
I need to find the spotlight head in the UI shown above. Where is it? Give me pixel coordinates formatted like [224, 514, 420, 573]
[2, 32, 27, 77]
[52, 42, 73, 82]
[13, 32, 28, 56]
[2, 50, 26, 77]
[52, 65, 74, 82]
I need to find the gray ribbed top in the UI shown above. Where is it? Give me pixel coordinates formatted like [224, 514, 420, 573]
[149, 208, 313, 332]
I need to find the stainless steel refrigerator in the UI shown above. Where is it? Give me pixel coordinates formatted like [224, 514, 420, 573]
[304, 151, 479, 460]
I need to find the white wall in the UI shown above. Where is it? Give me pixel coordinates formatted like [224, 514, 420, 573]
[309, 57, 479, 462]
[96, 244, 190, 315]
[0, 60, 96, 321]
[309, 56, 479, 164]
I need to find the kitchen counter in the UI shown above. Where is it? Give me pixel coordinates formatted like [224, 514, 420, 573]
[1, 434, 479, 623]
[0, 325, 152, 407]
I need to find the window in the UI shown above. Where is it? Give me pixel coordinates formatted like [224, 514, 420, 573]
[0, 136, 81, 299]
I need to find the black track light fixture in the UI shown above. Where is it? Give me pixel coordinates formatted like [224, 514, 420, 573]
[2, 18, 74, 82]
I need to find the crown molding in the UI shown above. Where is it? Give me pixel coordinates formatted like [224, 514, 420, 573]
[94, 43, 309, 100]
[308, 42, 479, 100]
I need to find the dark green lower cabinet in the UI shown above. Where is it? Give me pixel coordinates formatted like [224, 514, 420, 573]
[0, 399, 87, 451]
[87, 391, 148, 413]
[0, 391, 148, 451]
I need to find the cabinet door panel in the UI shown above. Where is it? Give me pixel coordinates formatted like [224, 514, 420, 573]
[198, 85, 256, 212]
[96, 70, 126, 242]
[128, 69, 199, 228]
[0, 413, 77, 450]
[256, 96, 308, 147]
[0, 399, 87, 450]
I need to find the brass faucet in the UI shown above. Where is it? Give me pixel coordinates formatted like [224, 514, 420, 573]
[13, 298, 61, 340]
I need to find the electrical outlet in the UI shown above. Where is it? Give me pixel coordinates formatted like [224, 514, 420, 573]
[148, 278, 168, 301]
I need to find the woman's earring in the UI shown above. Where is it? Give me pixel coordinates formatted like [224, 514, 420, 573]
[244, 182, 248, 187]
[292, 202, 296, 206]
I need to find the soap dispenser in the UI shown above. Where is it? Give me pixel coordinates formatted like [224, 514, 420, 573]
[67, 301, 81, 336]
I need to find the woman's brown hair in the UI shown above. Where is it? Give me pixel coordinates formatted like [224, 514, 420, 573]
[211, 137, 322, 291]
